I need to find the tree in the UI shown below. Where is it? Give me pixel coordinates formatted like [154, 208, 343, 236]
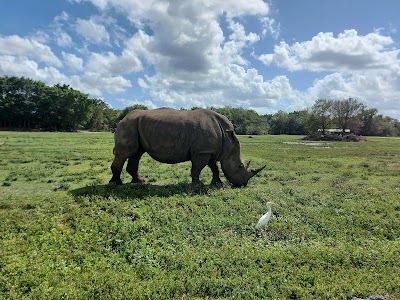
[330, 98, 365, 134]
[42, 84, 92, 131]
[375, 115, 398, 137]
[303, 99, 333, 135]
[268, 111, 289, 134]
[359, 108, 379, 136]
[0, 76, 43, 128]
[394, 119, 400, 136]
[0, 76, 96, 131]
[287, 110, 308, 135]
[211, 107, 265, 135]
[117, 104, 148, 122]
[85, 99, 117, 131]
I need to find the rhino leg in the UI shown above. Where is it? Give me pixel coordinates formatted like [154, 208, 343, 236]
[109, 155, 126, 185]
[109, 142, 138, 185]
[208, 160, 222, 185]
[126, 148, 145, 183]
[190, 154, 212, 185]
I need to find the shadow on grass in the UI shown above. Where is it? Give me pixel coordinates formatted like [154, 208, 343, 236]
[69, 182, 224, 199]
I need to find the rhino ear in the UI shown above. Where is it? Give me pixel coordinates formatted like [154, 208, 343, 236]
[225, 129, 235, 141]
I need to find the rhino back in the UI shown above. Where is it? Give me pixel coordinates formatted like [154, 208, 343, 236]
[120, 108, 229, 164]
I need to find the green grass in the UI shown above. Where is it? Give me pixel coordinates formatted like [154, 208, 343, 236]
[1, 132, 399, 299]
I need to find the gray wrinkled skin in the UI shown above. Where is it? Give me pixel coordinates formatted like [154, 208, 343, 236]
[109, 108, 265, 187]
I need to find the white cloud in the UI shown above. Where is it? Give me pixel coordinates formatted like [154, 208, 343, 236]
[260, 16, 280, 39]
[0, 55, 41, 78]
[86, 50, 142, 75]
[62, 52, 83, 71]
[138, 77, 149, 89]
[80, 0, 269, 78]
[116, 98, 158, 109]
[75, 17, 110, 44]
[84, 0, 269, 23]
[51, 12, 74, 47]
[0, 55, 69, 85]
[228, 20, 260, 44]
[54, 11, 70, 23]
[304, 70, 400, 119]
[259, 30, 400, 72]
[80, 72, 132, 94]
[1, 0, 280, 110]
[140, 66, 298, 110]
[256, 29, 400, 119]
[0, 53, 132, 98]
[56, 30, 73, 47]
[0, 35, 62, 67]
[106, 0, 284, 110]
[56, 31, 73, 47]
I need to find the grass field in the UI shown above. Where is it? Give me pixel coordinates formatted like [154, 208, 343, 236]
[0, 131, 399, 299]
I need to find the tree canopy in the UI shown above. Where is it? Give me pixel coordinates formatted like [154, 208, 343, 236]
[1, 76, 399, 136]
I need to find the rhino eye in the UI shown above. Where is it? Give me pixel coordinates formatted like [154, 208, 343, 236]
[239, 163, 244, 168]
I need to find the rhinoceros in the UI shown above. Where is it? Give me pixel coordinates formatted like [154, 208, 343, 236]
[109, 108, 265, 187]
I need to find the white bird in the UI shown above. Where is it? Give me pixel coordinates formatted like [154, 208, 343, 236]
[255, 202, 273, 229]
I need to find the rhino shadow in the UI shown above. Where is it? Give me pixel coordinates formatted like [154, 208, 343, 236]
[69, 182, 224, 199]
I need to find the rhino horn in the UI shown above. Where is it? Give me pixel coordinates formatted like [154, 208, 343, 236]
[250, 165, 266, 177]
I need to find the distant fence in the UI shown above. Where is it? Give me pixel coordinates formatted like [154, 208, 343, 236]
[318, 129, 350, 133]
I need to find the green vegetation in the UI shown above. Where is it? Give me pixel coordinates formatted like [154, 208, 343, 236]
[2, 76, 399, 136]
[1, 132, 399, 299]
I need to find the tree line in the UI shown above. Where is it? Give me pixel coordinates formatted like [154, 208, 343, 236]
[1, 76, 399, 136]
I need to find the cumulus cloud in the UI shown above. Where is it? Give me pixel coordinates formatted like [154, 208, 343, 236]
[116, 98, 158, 109]
[75, 17, 110, 44]
[0, 55, 69, 85]
[87, 0, 288, 110]
[70, 67, 132, 98]
[1, 0, 287, 111]
[78, 72, 132, 95]
[62, 52, 83, 71]
[260, 16, 280, 39]
[0, 53, 131, 97]
[3, 0, 400, 120]
[256, 29, 400, 118]
[82, 0, 269, 24]
[259, 30, 400, 72]
[0, 35, 62, 67]
[86, 50, 142, 75]
[305, 70, 400, 117]
[0, 55, 42, 78]
[140, 66, 298, 109]
[56, 31, 73, 47]
[54, 11, 70, 23]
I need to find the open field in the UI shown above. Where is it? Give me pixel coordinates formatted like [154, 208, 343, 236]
[0, 131, 399, 299]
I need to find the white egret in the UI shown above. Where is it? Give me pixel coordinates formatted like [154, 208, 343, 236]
[255, 202, 273, 229]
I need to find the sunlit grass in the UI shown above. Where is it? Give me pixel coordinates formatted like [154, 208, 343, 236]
[0, 132, 399, 299]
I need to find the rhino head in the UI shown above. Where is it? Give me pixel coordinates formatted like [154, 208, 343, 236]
[222, 160, 266, 187]
[220, 130, 266, 187]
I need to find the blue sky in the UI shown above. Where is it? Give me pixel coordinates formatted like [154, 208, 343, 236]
[1, 0, 400, 119]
